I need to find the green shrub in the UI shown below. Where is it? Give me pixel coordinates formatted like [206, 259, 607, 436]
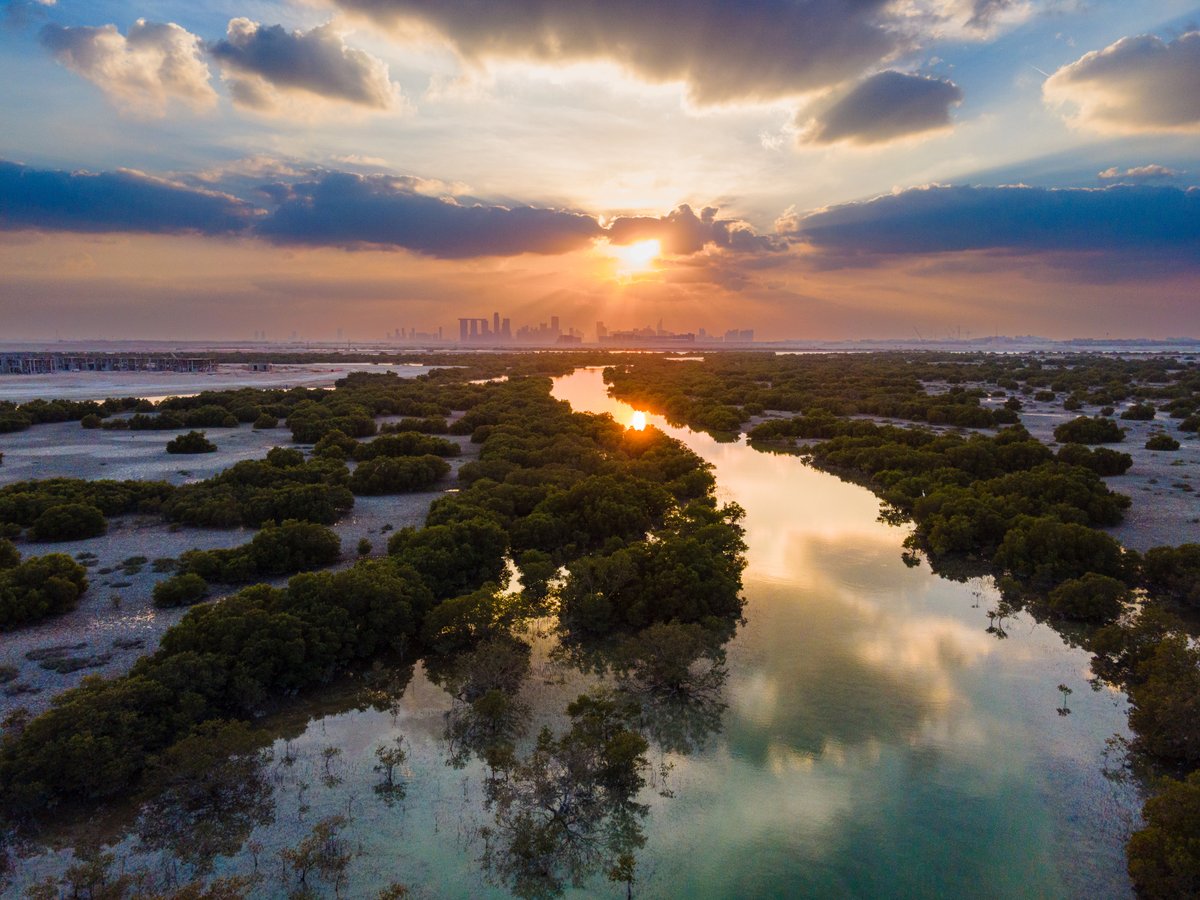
[1055, 443, 1132, 476]
[0, 478, 173, 534]
[265, 446, 305, 468]
[0, 538, 19, 570]
[1128, 771, 1200, 899]
[1146, 433, 1180, 452]
[1045, 573, 1128, 621]
[166, 431, 217, 454]
[1121, 403, 1157, 421]
[389, 517, 509, 598]
[1142, 545, 1200, 608]
[349, 455, 450, 495]
[179, 520, 341, 583]
[152, 573, 209, 608]
[29, 503, 107, 542]
[1053, 416, 1125, 444]
[993, 515, 1126, 588]
[162, 456, 353, 528]
[80, 413, 102, 429]
[183, 406, 239, 429]
[0, 553, 89, 629]
[353, 432, 461, 460]
[253, 413, 278, 430]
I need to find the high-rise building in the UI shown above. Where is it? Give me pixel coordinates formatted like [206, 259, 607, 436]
[493, 312, 500, 335]
[550, 316, 560, 335]
[596, 321, 608, 340]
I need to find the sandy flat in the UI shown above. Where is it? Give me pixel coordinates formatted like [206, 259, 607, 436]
[0, 362, 441, 403]
[0, 410, 478, 717]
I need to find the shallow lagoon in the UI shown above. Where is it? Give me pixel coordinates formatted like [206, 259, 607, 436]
[7, 368, 1139, 898]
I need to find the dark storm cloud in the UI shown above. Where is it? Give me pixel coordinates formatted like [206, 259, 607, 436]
[1045, 31, 1200, 133]
[0, 160, 258, 235]
[802, 71, 963, 145]
[209, 19, 396, 109]
[328, 0, 898, 103]
[256, 172, 603, 257]
[606, 205, 784, 254]
[790, 184, 1200, 264]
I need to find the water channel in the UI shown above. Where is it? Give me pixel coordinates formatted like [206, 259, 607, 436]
[9, 367, 1140, 898]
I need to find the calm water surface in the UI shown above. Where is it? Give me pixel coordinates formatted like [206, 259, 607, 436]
[545, 368, 1138, 899]
[10, 368, 1139, 898]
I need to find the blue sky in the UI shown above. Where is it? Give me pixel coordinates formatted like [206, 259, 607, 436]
[1, 0, 1198, 340]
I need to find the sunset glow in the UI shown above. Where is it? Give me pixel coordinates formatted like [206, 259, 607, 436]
[0, 2, 1195, 341]
[629, 410, 648, 430]
[601, 239, 662, 279]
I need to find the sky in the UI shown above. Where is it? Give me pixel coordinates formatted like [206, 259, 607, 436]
[1, 0, 1198, 341]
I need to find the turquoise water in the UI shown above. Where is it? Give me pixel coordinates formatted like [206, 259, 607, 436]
[545, 368, 1137, 899]
[8, 368, 1138, 898]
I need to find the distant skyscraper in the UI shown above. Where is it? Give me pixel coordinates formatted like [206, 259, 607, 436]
[501, 318, 511, 339]
[493, 312, 500, 335]
[550, 316, 560, 335]
[596, 321, 607, 340]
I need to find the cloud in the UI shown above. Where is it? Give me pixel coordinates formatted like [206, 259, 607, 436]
[606, 204, 783, 254]
[1097, 164, 1180, 183]
[0, 160, 258, 235]
[799, 70, 963, 145]
[40, 19, 215, 116]
[965, 0, 1018, 29]
[0, 159, 782, 263]
[257, 172, 603, 256]
[788, 183, 1200, 271]
[328, 0, 901, 104]
[209, 18, 399, 111]
[1044, 31, 1200, 133]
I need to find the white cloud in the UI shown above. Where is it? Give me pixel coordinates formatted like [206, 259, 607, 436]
[40, 19, 216, 117]
[1045, 31, 1200, 133]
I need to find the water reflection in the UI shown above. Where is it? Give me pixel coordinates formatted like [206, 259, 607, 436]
[8, 368, 1141, 898]
[551, 367, 1139, 898]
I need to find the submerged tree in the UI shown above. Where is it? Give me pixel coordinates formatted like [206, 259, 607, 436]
[434, 634, 533, 770]
[481, 691, 649, 899]
[613, 621, 730, 755]
[373, 736, 409, 803]
[279, 815, 354, 897]
[135, 720, 275, 876]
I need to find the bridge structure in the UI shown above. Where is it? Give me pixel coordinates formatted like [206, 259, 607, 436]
[0, 353, 217, 375]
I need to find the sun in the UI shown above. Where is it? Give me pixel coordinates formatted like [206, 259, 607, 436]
[599, 239, 661, 278]
[629, 410, 647, 431]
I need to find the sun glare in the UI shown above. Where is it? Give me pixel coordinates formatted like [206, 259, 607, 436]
[629, 410, 647, 430]
[602, 239, 661, 278]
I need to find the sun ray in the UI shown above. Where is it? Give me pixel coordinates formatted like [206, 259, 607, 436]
[597, 238, 661, 278]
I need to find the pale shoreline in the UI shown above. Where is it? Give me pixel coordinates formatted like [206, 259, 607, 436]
[0, 362, 441, 403]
